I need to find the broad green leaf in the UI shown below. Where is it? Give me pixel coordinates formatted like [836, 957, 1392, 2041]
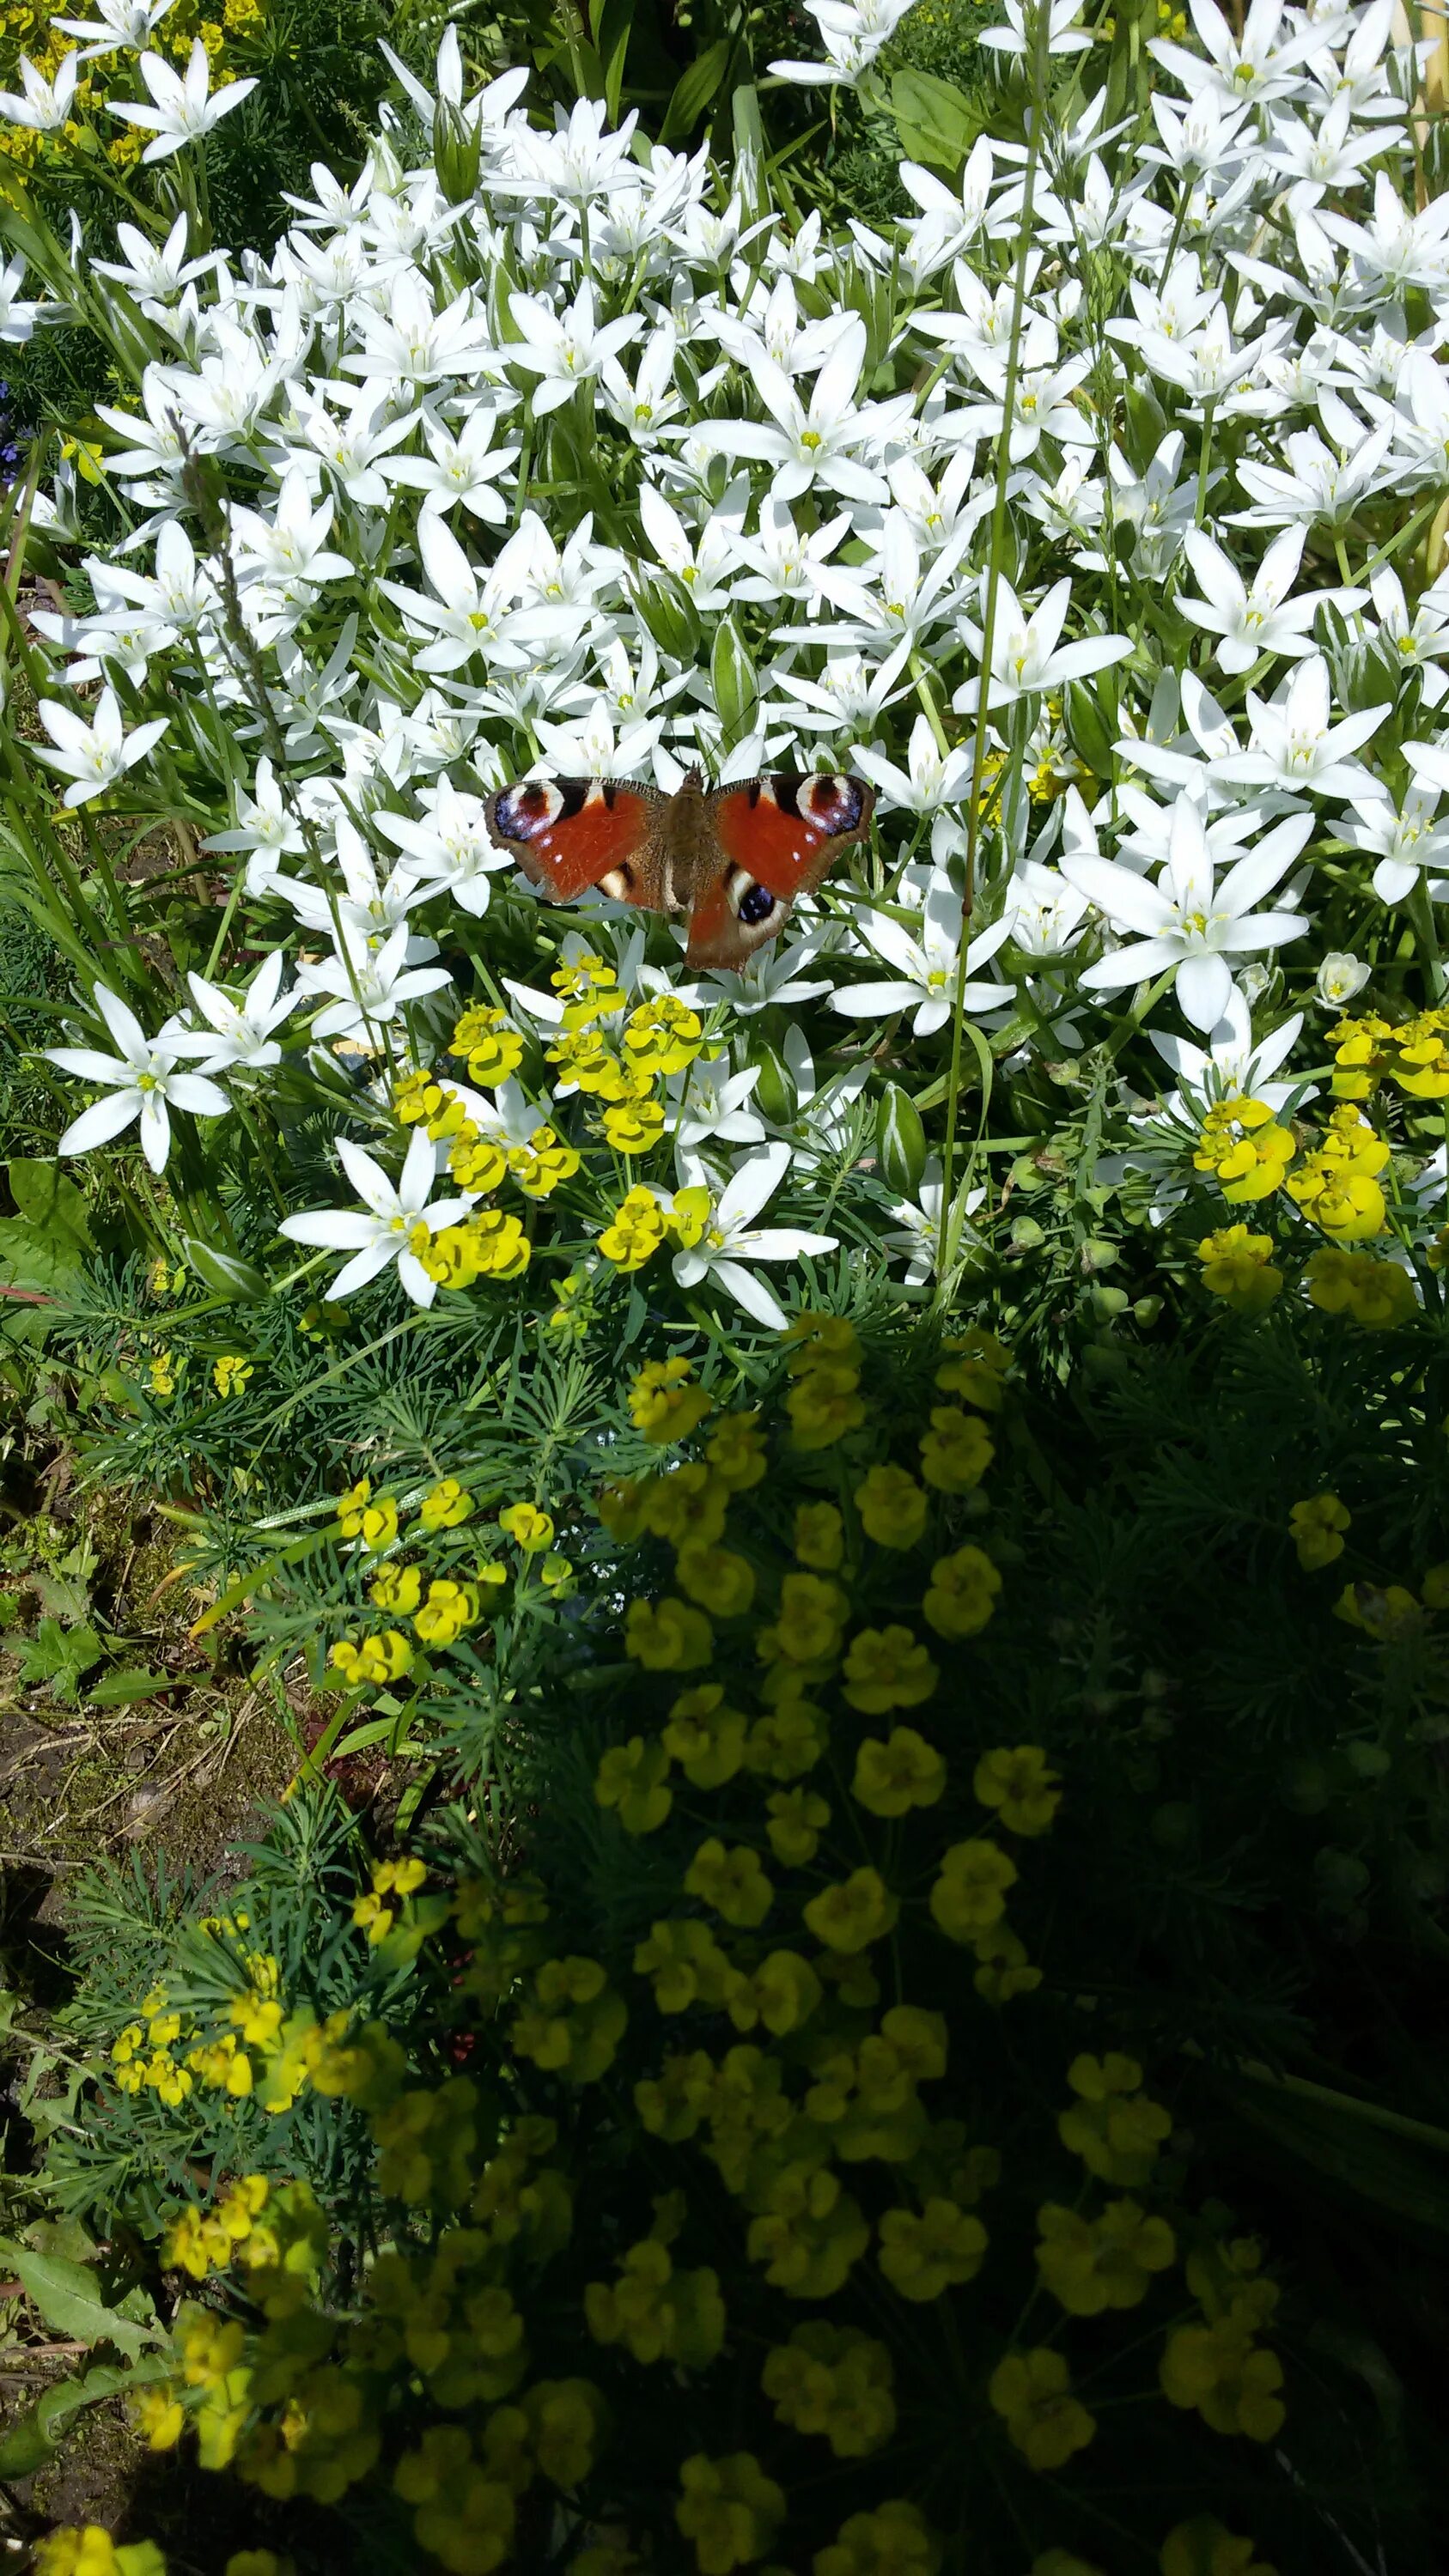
[0, 2403, 58, 2476]
[890, 66, 978, 171]
[0, 2241, 155, 2357]
[7, 1159, 94, 1254]
[15, 1617, 104, 1701]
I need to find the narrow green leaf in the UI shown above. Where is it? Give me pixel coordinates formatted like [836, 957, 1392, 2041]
[660, 38, 730, 143]
[87, 1668, 184, 1708]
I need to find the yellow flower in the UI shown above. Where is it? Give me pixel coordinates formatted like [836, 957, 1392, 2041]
[788, 1364, 866, 1450]
[935, 1327, 1011, 1409]
[1193, 1096, 1295, 1202]
[1160, 2518, 1277, 2576]
[675, 1542, 756, 1618]
[212, 1353, 253, 1397]
[1333, 1579, 1421, 1637]
[877, 2199, 986, 2300]
[928, 1839, 1017, 1941]
[728, 1947, 823, 2036]
[1286, 1108, 1390, 1242]
[684, 1838, 774, 1929]
[918, 1406, 993, 1492]
[450, 1133, 509, 1192]
[841, 1626, 938, 1714]
[1035, 2197, 1176, 2314]
[973, 1746, 1061, 1835]
[706, 1411, 767, 1490]
[603, 1097, 667, 1153]
[328, 1629, 414, 1687]
[922, 1542, 1001, 1638]
[634, 1920, 737, 2014]
[1196, 1224, 1282, 1314]
[33, 2531, 133, 2576]
[624, 1598, 714, 1670]
[133, 2387, 185, 2451]
[1288, 1492, 1350, 1570]
[785, 1311, 862, 1371]
[596, 1475, 649, 1540]
[369, 1561, 422, 1616]
[629, 1357, 712, 1443]
[338, 1479, 399, 1550]
[763, 2323, 895, 2459]
[499, 1501, 555, 1552]
[509, 1957, 626, 2084]
[1160, 2320, 1286, 2440]
[449, 1005, 524, 1086]
[420, 1478, 473, 1530]
[852, 1727, 946, 1816]
[675, 2452, 785, 2575]
[988, 2348, 1096, 2469]
[661, 1685, 748, 1786]
[770, 1571, 849, 1663]
[413, 1578, 478, 1645]
[621, 994, 703, 1076]
[793, 1501, 844, 1568]
[598, 1185, 667, 1270]
[1058, 2053, 1172, 2185]
[853, 1463, 928, 1547]
[765, 1787, 830, 1865]
[640, 1463, 729, 1548]
[1304, 1246, 1417, 1327]
[508, 1124, 580, 1196]
[596, 1738, 673, 1834]
[813, 2500, 941, 2576]
[803, 1868, 898, 1953]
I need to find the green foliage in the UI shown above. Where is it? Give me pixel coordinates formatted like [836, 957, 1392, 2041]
[23, 1304, 1449, 2572]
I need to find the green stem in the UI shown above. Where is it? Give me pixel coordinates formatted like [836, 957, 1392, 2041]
[935, 0, 1052, 1295]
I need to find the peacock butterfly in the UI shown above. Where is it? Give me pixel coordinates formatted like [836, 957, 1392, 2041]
[483, 767, 875, 971]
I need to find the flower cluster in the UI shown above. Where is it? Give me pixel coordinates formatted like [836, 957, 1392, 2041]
[97, 1332, 1300, 2576]
[12, 0, 1449, 1353]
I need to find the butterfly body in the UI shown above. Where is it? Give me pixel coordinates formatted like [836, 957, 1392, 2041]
[484, 767, 874, 970]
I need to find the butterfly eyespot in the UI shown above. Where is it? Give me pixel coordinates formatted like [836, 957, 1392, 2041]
[807, 773, 865, 831]
[738, 884, 776, 927]
[496, 781, 566, 838]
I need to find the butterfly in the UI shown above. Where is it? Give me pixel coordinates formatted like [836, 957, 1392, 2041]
[484, 767, 875, 972]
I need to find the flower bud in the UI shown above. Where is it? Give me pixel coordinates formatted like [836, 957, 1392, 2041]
[630, 571, 701, 663]
[751, 1043, 796, 1126]
[710, 615, 758, 750]
[183, 1236, 267, 1303]
[875, 1082, 927, 1194]
[1065, 677, 1116, 781]
[433, 99, 482, 204]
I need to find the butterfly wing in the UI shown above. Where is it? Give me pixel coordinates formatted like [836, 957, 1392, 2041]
[485, 778, 666, 907]
[685, 773, 875, 970]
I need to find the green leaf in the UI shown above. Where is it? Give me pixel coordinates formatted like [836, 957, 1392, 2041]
[183, 1235, 268, 1303]
[0, 2403, 58, 2477]
[593, 0, 633, 124]
[15, 1617, 104, 1702]
[890, 66, 978, 171]
[1228, 2074, 1449, 2234]
[0, 2241, 156, 2358]
[7, 1158, 94, 1255]
[87, 1667, 184, 1708]
[660, 38, 730, 144]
